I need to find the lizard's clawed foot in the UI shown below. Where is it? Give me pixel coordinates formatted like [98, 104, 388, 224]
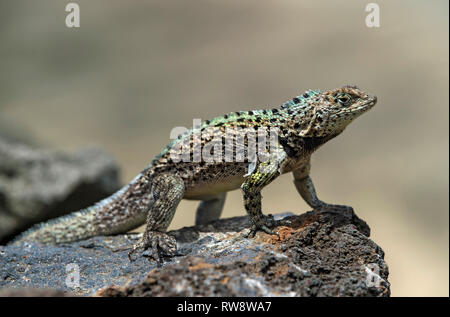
[128, 231, 177, 264]
[314, 203, 353, 214]
[244, 214, 279, 239]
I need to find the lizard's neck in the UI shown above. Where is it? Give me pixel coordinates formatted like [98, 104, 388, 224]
[279, 134, 338, 158]
[302, 134, 339, 152]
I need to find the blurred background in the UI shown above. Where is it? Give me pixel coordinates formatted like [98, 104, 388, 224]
[0, 0, 448, 296]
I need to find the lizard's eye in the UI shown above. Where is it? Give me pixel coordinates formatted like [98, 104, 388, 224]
[335, 93, 353, 106]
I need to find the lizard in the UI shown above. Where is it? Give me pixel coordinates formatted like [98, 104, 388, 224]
[11, 85, 377, 262]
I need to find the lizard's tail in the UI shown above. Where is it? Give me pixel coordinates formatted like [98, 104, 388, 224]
[9, 175, 149, 245]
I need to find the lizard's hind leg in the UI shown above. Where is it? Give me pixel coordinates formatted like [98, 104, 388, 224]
[195, 192, 226, 225]
[128, 173, 184, 262]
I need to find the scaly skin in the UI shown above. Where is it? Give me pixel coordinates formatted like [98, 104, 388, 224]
[11, 85, 377, 262]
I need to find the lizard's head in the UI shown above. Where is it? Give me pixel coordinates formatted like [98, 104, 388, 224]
[282, 85, 377, 137]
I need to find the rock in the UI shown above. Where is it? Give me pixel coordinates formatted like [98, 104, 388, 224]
[0, 288, 69, 297]
[0, 209, 390, 297]
[0, 119, 37, 147]
[0, 138, 122, 244]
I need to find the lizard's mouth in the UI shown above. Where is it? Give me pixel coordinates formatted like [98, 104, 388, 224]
[352, 95, 377, 113]
[367, 95, 377, 106]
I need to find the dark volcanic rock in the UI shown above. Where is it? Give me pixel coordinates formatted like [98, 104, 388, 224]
[0, 138, 121, 244]
[0, 288, 68, 297]
[0, 209, 390, 297]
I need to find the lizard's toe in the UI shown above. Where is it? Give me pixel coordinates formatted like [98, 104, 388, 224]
[156, 233, 177, 256]
[260, 224, 279, 236]
[244, 214, 279, 238]
[128, 232, 177, 263]
[127, 241, 145, 262]
[314, 204, 353, 214]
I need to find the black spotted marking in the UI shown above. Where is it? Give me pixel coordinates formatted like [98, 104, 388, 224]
[278, 137, 297, 157]
[293, 97, 300, 104]
[302, 135, 337, 152]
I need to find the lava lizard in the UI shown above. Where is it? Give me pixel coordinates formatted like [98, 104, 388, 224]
[11, 85, 377, 261]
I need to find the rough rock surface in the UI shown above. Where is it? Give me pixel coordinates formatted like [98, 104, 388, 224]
[0, 209, 390, 297]
[0, 138, 121, 243]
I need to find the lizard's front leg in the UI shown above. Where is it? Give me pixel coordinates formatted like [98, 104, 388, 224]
[128, 173, 184, 262]
[293, 162, 353, 213]
[241, 159, 283, 238]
